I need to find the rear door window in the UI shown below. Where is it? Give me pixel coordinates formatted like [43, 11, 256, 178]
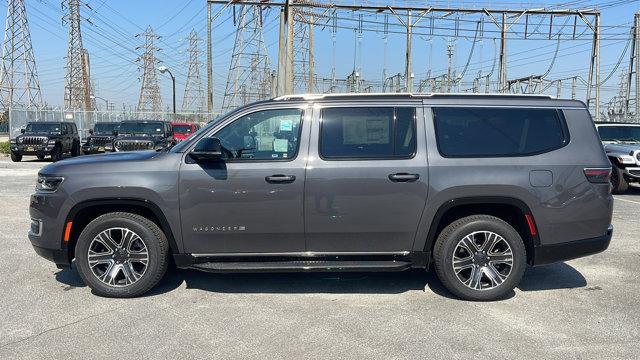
[432, 107, 568, 157]
[320, 107, 416, 159]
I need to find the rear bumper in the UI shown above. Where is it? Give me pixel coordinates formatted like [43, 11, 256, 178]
[532, 225, 613, 266]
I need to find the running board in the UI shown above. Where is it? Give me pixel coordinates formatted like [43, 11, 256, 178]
[189, 260, 412, 273]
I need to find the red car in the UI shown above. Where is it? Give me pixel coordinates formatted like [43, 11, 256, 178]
[171, 122, 200, 142]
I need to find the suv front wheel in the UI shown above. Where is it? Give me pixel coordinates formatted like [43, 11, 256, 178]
[433, 215, 526, 301]
[610, 164, 628, 194]
[75, 212, 169, 298]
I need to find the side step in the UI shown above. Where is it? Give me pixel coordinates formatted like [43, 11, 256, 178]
[189, 260, 412, 273]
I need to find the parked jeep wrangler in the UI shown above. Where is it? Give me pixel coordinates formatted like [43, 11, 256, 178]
[11, 121, 80, 162]
[112, 120, 174, 151]
[82, 122, 120, 155]
[29, 94, 613, 301]
[595, 122, 640, 193]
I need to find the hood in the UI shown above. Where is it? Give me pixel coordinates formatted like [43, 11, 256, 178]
[40, 150, 160, 175]
[603, 143, 640, 154]
[173, 132, 191, 140]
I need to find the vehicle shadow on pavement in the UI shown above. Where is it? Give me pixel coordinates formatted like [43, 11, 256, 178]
[53, 262, 586, 299]
[518, 262, 587, 292]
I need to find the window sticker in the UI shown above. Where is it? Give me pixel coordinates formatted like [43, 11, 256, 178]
[279, 119, 293, 132]
[343, 116, 389, 145]
[273, 138, 289, 152]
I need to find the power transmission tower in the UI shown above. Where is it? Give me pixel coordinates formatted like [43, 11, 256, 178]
[222, 5, 271, 111]
[182, 30, 205, 113]
[63, 0, 92, 111]
[0, 0, 43, 109]
[136, 26, 162, 112]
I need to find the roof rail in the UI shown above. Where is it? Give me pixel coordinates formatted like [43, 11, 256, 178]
[272, 93, 555, 101]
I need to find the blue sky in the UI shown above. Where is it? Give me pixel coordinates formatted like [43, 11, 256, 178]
[4, 0, 638, 112]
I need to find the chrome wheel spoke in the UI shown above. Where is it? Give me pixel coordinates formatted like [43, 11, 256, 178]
[128, 251, 148, 264]
[88, 251, 113, 266]
[453, 256, 474, 273]
[489, 251, 513, 265]
[483, 264, 507, 287]
[121, 262, 140, 284]
[466, 265, 483, 290]
[460, 235, 480, 253]
[96, 232, 119, 252]
[481, 232, 499, 252]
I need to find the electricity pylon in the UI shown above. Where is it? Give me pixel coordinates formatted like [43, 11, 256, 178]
[222, 5, 272, 111]
[0, 0, 43, 109]
[136, 26, 162, 112]
[63, 0, 92, 111]
[182, 30, 205, 113]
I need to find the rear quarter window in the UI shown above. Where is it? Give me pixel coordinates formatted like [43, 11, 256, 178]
[432, 107, 568, 157]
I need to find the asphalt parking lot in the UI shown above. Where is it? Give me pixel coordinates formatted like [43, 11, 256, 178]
[0, 156, 638, 359]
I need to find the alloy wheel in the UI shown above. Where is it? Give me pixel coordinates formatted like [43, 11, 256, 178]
[87, 227, 149, 287]
[451, 231, 514, 291]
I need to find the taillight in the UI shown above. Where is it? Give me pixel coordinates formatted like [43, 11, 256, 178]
[584, 168, 611, 183]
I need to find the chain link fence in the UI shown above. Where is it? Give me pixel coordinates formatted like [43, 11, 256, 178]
[6, 108, 221, 140]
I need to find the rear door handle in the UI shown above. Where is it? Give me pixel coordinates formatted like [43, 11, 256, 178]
[388, 173, 420, 182]
[265, 174, 296, 184]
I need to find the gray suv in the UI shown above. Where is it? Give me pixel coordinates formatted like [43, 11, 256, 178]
[28, 94, 613, 301]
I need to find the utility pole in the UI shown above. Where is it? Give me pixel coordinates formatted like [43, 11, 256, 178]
[207, 2, 213, 113]
[183, 30, 205, 113]
[446, 41, 454, 92]
[135, 26, 162, 112]
[307, 13, 314, 93]
[63, 0, 91, 111]
[0, 0, 43, 109]
[276, 8, 286, 96]
[285, 0, 294, 94]
[626, 12, 640, 120]
[498, 13, 507, 92]
[405, 10, 412, 92]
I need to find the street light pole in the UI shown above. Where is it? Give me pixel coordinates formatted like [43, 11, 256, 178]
[90, 95, 109, 111]
[158, 66, 176, 114]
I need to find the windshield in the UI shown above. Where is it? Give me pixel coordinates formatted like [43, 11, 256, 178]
[93, 123, 119, 134]
[173, 124, 193, 134]
[598, 126, 640, 143]
[25, 123, 61, 134]
[119, 122, 165, 135]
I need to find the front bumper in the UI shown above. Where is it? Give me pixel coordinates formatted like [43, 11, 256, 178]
[28, 192, 71, 268]
[623, 167, 640, 179]
[532, 225, 613, 266]
[11, 144, 55, 155]
[81, 144, 113, 154]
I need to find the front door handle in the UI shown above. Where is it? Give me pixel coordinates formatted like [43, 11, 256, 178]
[265, 174, 296, 184]
[388, 173, 420, 182]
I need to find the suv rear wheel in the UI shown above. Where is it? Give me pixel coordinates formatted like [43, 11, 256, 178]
[75, 212, 169, 298]
[433, 215, 526, 301]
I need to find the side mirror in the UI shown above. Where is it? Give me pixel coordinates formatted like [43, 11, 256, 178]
[190, 137, 222, 162]
[20, 128, 25, 134]
[88, 129, 94, 135]
[112, 129, 118, 136]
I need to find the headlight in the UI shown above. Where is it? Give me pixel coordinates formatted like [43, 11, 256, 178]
[17, 137, 23, 144]
[616, 155, 636, 164]
[36, 175, 64, 192]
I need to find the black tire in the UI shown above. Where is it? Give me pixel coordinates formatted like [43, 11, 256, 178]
[610, 164, 628, 194]
[10, 152, 22, 162]
[75, 212, 169, 298]
[36, 155, 45, 160]
[433, 215, 527, 301]
[71, 141, 80, 157]
[50, 145, 62, 162]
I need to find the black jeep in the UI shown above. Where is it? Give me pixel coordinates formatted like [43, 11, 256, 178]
[10, 121, 80, 162]
[82, 122, 120, 155]
[112, 120, 175, 152]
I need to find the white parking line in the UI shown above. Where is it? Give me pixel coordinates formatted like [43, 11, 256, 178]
[614, 197, 640, 205]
